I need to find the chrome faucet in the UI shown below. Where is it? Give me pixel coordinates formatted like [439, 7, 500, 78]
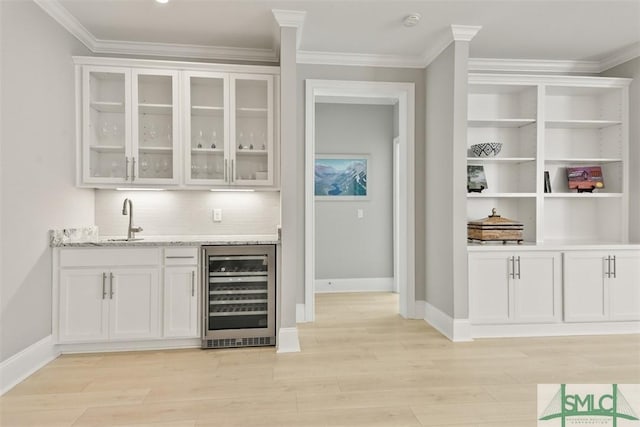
[122, 198, 143, 240]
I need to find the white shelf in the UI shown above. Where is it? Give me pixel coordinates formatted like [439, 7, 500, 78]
[545, 120, 622, 129]
[191, 105, 224, 116]
[467, 193, 537, 198]
[236, 107, 268, 117]
[544, 193, 623, 198]
[139, 103, 172, 114]
[468, 118, 536, 128]
[90, 101, 124, 113]
[191, 148, 224, 154]
[467, 157, 536, 164]
[90, 145, 125, 153]
[236, 149, 268, 156]
[138, 146, 173, 154]
[545, 158, 622, 164]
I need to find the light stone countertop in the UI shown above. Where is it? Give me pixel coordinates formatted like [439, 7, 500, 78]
[51, 234, 280, 248]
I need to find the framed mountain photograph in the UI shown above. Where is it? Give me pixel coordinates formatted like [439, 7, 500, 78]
[314, 154, 369, 200]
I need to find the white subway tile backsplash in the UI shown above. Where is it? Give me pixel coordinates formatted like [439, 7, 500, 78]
[95, 190, 280, 237]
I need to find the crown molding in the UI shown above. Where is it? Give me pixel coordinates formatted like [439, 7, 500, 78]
[450, 25, 482, 42]
[468, 57, 601, 74]
[272, 9, 306, 50]
[34, 0, 96, 51]
[297, 50, 425, 68]
[92, 39, 278, 63]
[598, 42, 640, 72]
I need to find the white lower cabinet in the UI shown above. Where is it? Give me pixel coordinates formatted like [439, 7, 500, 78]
[164, 265, 199, 338]
[469, 251, 561, 325]
[59, 267, 160, 343]
[564, 250, 640, 322]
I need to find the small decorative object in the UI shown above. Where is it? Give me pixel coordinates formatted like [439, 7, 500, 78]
[210, 143, 216, 149]
[467, 165, 487, 193]
[261, 144, 266, 150]
[544, 171, 552, 193]
[468, 208, 523, 244]
[238, 144, 243, 150]
[197, 143, 202, 148]
[250, 144, 254, 150]
[470, 142, 502, 157]
[315, 154, 369, 199]
[567, 166, 604, 193]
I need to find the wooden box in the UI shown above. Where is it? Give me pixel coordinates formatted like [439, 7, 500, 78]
[468, 208, 523, 244]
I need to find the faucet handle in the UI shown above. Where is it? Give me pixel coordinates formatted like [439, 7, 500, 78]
[131, 226, 143, 232]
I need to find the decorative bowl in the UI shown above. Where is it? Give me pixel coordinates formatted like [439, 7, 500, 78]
[470, 142, 502, 157]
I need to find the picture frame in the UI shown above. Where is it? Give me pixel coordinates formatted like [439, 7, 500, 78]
[314, 154, 369, 200]
[566, 166, 604, 192]
[467, 165, 488, 193]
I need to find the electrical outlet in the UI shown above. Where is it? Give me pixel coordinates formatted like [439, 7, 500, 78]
[357, 209, 364, 219]
[213, 208, 222, 222]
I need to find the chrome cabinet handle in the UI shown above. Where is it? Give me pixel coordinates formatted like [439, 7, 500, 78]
[606, 256, 611, 279]
[224, 159, 228, 182]
[612, 255, 617, 279]
[509, 256, 515, 279]
[131, 157, 136, 181]
[125, 157, 130, 181]
[166, 256, 195, 259]
[109, 272, 114, 299]
[231, 159, 235, 182]
[191, 271, 195, 297]
[516, 256, 521, 279]
[102, 272, 107, 299]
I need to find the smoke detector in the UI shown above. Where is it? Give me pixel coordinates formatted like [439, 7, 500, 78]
[403, 13, 422, 27]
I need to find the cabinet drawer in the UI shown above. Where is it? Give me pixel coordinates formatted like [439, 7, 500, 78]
[164, 247, 199, 265]
[60, 248, 160, 268]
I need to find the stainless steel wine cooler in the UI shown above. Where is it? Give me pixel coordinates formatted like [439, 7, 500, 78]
[201, 245, 276, 349]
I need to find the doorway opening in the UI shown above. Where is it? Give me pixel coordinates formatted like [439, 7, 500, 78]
[304, 80, 416, 322]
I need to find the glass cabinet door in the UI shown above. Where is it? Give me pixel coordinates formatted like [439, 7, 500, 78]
[184, 72, 228, 185]
[82, 67, 130, 183]
[132, 70, 179, 185]
[231, 74, 273, 186]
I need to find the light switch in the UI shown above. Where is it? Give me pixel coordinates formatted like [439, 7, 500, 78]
[357, 209, 364, 219]
[213, 209, 222, 222]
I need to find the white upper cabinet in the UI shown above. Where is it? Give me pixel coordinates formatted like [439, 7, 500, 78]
[76, 57, 279, 189]
[82, 66, 179, 186]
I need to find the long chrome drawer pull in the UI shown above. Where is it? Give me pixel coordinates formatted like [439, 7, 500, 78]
[166, 256, 195, 259]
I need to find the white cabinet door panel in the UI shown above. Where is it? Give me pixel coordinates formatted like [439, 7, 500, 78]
[164, 266, 199, 338]
[564, 252, 608, 322]
[59, 269, 109, 343]
[514, 253, 561, 323]
[609, 252, 640, 321]
[469, 254, 511, 324]
[109, 268, 161, 340]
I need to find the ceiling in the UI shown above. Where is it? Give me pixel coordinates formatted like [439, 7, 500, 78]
[41, 0, 640, 70]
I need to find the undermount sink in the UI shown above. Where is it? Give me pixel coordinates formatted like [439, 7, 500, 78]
[106, 238, 144, 242]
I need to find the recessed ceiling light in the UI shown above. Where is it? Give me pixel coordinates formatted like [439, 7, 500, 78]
[155, 0, 169, 4]
[403, 13, 421, 27]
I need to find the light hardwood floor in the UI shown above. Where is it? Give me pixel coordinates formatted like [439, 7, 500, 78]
[1, 292, 639, 426]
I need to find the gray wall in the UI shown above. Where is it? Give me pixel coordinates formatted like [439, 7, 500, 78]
[315, 104, 394, 280]
[424, 41, 470, 319]
[297, 64, 426, 302]
[601, 57, 640, 243]
[1, 1, 94, 362]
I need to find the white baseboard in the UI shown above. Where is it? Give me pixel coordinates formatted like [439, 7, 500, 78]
[277, 327, 300, 353]
[56, 338, 201, 354]
[422, 301, 473, 342]
[471, 321, 640, 338]
[0, 335, 59, 395]
[315, 277, 393, 293]
[296, 304, 306, 323]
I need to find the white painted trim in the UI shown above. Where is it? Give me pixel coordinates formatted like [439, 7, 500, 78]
[450, 25, 482, 42]
[423, 302, 474, 342]
[304, 79, 416, 323]
[469, 58, 601, 74]
[56, 338, 200, 354]
[314, 278, 394, 293]
[92, 39, 278, 63]
[72, 56, 280, 75]
[471, 322, 640, 338]
[34, 0, 95, 51]
[276, 327, 301, 353]
[297, 51, 425, 68]
[0, 335, 59, 395]
[598, 42, 640, 72]
[271, 10, 306, 50]
[413, 299, 425, 320]
[296, 304, 306, 323]
[468, 72, 631, 88]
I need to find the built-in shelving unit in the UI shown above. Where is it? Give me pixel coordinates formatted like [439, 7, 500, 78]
[467, 74, 630, 245]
